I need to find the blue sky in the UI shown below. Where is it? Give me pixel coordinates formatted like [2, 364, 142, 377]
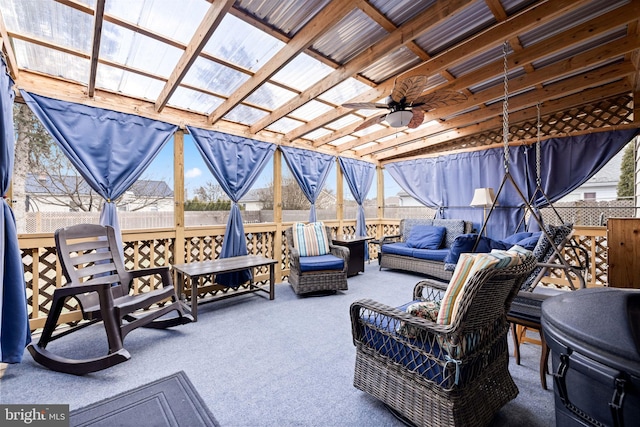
[149, 134, 403, 200]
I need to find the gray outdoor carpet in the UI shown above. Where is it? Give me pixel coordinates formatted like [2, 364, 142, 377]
[69, 371, 219, 427]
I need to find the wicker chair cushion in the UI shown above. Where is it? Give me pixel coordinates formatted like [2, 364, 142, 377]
[299, 254, 344, 272]
[359, 302, 448, 385]
[405, 225, 446, 249]
[292, 222, 330, 257]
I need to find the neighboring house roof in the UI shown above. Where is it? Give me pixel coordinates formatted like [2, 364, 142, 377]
[26, 174, 174, 198]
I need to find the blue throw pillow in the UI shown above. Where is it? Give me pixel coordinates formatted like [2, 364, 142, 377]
[515, 232, 542, 250]
[501, 232, 534, 246]
[443, 233, 507, 265]
[405, 225, 446, 249]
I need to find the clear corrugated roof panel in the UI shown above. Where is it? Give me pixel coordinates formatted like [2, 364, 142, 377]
[532, 29, 627, 69]
[318, 78, 372, 105]
[325, 114, 361, 130]
[96, 64, 164, 100]
[312, 8, 388, 64]
[266, 117, 305, 133]
[224, 104, 268, 125]
[204, 14, 284, 72]
[100, 21, 182, 78]
[245, 82, 297, 110]
[360, 47, 421, 83]
[448, 44, 505, 78]
[301, 128, 333, 140]
[167, 86, 223, 114]
[234, 0, 331, 36]
[327, 135, 357, 146]
[0, 0, 93, 52]
[13, 40, 88, 84]
[414, 1, 494, 56]
[182, 57, 250, 97]
[353, 124, 387, 137]
[350, 141, 377, 150]
[501, 0, 538, 15]
[105, 0, 209, 45]
[271, 53, 334, 91]
[369, 0, 437, 26]
[519, 0, 628, 48]
[289, 100, 334, 122]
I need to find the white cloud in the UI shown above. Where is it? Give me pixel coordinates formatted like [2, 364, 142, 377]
[185, 168, 202, 179]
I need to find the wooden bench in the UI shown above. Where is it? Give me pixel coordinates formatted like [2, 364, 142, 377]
[172, 255, 277, 321]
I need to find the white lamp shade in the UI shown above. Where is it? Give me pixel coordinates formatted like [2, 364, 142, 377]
[470, 187, 497, 208]
[386, 110, 413, 127]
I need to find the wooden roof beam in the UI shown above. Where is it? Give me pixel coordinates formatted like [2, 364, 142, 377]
[207, 0, 355, 124]
[250, 0, 472, 134]
[87, 0, 105, 98]
[155, 0, 234, 112]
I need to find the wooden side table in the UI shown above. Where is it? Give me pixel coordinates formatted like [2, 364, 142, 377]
[332, 235, 374, 277]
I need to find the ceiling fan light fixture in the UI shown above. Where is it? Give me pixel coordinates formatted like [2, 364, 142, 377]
[386, 110, 413, 127]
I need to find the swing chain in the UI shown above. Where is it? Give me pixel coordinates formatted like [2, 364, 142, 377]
[536, 102, 541, 187]
[502, 41, 510, 174]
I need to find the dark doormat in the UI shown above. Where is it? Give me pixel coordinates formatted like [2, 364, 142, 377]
[70, 371, 219, 427]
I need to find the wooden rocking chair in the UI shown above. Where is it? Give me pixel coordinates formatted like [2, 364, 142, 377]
[28, 224, 192, 375]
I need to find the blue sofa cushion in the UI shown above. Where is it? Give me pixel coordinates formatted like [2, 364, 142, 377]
[411, 248, 449, 262]
[514, 232, 542, 250]
[405, 225, 446, 249]
[381, 242, 415, 257]
[299, 254, 344, 272]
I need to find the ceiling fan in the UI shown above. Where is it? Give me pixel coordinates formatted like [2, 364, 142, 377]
[342, 75, 467, 132]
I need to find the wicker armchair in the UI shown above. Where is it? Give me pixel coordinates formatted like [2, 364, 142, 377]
[285, 225, 349, 295]
[350, 254, 536, 427]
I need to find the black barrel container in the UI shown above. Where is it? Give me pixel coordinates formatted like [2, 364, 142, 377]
[541, 287, 640, 427]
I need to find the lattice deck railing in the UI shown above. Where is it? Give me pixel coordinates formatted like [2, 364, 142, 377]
[19, 221, 606, 331]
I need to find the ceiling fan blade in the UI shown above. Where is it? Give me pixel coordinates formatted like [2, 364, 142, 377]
[354, 113, 387, 132]
[412, 90, 468, 111]
[391, 75, 429, 103]
[407, 109, 425, 129]
[342, 102, 388, 110]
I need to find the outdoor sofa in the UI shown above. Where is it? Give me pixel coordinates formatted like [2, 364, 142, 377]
[378, 218, 474, 281]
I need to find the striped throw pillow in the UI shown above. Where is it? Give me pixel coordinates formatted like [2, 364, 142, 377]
[436, 253, 477, 325]
[292, 222, 330, 257]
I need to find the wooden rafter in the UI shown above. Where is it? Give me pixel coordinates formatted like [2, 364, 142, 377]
[321, 0, 638, 154]
[250, 0, 472, 134]
[155, 0, 234, 112]
[306, 0, 591, 150]
[207, 0, 356, 124]
[87, 0, 105, 98]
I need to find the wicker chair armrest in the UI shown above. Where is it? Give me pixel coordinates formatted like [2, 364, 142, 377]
[330, 244, 350, 261]
[413, 279, 448, 300]
[289, 246, 301, 271]
[350, 298, 453, 346]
